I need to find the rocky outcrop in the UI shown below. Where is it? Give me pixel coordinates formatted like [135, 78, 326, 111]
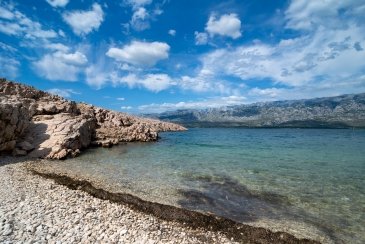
[0, 79, 186, 159]
[0, 97, 31, 153]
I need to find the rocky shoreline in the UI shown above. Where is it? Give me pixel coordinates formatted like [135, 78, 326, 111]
[0, 158, 234, 243]
[1, 80, 325, 243]
[0, 79, 186, 159]
[0, 157, 320, 244]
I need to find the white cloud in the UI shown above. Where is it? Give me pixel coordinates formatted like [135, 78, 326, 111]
[198, 25, 365, 88]
[33, 51, 88, 81]
[285, 0, 365, 31]
[0, 6, 15, 20]
[0, 56, 19, 79]
[85, 64, 109, 88]
[205, 13, 242, 39]
[46, 0, 69, 8]
[117, 97, 125, 101]
[130, 7, 150, 31]
[53, 51, 88, 65]
[138, 95, 246, 113]
[194, 31, 208, 45]
[179, 74, 231, 94]
[115, 73, 174, 92]
[0, 5, 57, 40]
[126, 0, 152, 9]
[121, 106, 133, 110]
[0, 42, 17, 52]
[0, 40, 19, 78]
[47, 88, 79, 98]
[168, 29, 176, 36]
[106, 41, 170, 67]
[62, 3, 104, 36]
[248, 87, 282, 98]
[0, 22, 22, 35]
[186, 0, 365, 101]
[45, 43, 70, 52]
[140, 73, 173, 92]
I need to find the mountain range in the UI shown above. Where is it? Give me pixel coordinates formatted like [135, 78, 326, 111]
[147, 93, 365, 128]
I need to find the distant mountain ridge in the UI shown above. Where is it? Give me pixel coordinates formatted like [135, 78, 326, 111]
[148, 93, 365, 128]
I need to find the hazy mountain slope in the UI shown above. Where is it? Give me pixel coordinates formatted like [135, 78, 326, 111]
[151, 93, 365, 128]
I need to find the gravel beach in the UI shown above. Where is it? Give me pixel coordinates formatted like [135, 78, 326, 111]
[0, 157, 321, 244]
[0, 158, 236, 244]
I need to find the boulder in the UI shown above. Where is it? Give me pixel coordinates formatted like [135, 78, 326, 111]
[17, 141, 34, 151]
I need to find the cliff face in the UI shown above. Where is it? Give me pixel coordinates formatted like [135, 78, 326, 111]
[152, 93, 365, 128]
[0, 79, 186, 159]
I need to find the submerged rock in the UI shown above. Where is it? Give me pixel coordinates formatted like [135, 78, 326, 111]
[0, 78, 186, 159]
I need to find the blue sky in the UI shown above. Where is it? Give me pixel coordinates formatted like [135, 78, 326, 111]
[1, 0, 365, 113]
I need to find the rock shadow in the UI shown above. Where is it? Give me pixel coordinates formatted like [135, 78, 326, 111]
[23, 122, 51, 158]
[0, 122, 51, 164]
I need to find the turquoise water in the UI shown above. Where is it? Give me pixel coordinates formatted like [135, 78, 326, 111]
[49, 128, 365, 243]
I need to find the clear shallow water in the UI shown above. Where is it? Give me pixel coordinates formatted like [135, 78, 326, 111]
[48, 128, 365, 243]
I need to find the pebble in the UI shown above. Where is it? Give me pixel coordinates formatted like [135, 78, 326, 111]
[0, 159, 236, 243]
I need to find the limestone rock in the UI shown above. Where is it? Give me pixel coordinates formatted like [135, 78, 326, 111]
[17, 141, 34, 151]
[13, 148, 27, 156]
[28, 114, 95, 159]
[0, 78, 186, 159]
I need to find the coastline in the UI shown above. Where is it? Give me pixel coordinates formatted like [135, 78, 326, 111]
[1, 157, 320, 244]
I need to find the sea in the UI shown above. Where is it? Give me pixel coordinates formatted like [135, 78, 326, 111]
[45, 128, 365, 243]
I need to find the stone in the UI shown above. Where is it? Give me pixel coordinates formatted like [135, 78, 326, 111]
[17, 141, 34, 151]
[13, 148, 27, 156]
[0, 79, 186, 159]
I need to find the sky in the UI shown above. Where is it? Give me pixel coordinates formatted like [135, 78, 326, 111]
[0, 0, 365, 113]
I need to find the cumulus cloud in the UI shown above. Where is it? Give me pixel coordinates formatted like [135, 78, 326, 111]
[205, 13, 242, 39]
[0, 4, 57, 40]
[45, 43, 70, 52]
[124, 0, 163, 32]
[47, 88, 80, 98]
[33, 51, 88, 81]
[115, 73, 174, 92]
[194, 31, 208, 45]
[168, 29, 176, 36]
[185, 0, 365, 102]
[106, 41, 170, 67]
[46, 0, 69, 8]
[62, 3, 104, 36]
[53, 51, 88, 65]
[138, 95, 246, 113]
[130, 7, 150, 31]
[197, 26, 365, 89]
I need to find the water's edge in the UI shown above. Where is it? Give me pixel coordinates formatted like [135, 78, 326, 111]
[29, 168, 318, 244]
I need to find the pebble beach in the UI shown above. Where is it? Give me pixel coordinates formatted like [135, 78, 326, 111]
[0, 158, 235, 244]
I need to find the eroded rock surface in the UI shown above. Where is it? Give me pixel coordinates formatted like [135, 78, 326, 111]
[0, 79, 186, 159]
